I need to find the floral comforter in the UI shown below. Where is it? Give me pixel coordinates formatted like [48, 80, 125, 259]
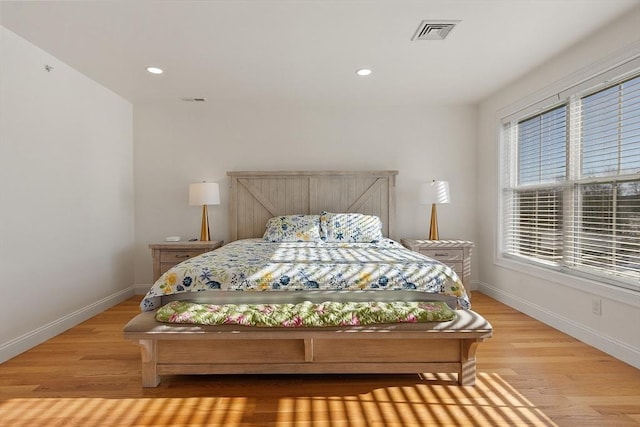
[156, 300, 457, 327]
[141, 239, 470, 311]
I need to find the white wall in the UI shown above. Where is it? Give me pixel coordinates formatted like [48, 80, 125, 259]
[0, 27, 135, 362]
[133, 103, 478, 286]
[477, 9, 640, 368]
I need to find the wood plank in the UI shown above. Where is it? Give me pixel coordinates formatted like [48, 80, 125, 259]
[312, 338, 460, 362]
[157, 339, 306, 363]
[157, 362, 462, 375]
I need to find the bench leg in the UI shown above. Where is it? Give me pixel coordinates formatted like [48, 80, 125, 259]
[139, 339, 160, 387]
[459, 339, 483, 386]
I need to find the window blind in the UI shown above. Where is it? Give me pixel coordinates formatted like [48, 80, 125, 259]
[580, 77, 640, 177]
[568, 76, 640, 282]
[502, 73, 640, 289]
[504, 106, 567, 263]
[517, 106, 567, 185]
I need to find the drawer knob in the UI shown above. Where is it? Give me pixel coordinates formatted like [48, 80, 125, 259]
[175, 254, 190, 259]
[435, 252, 449, 257]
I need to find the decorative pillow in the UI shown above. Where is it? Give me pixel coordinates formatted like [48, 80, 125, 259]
[319, 212, 384, 243]
[262, 214, 321, 242]
[156, 300, 457, 326]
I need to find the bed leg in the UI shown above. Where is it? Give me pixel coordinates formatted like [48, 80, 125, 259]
[459, 339, 483, 386]
[138, 339, 160, 387]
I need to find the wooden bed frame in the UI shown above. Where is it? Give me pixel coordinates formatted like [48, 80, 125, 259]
[124, 170, 492, 387]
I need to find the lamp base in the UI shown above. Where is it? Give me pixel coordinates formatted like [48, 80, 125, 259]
[428, 203, 439, 240]
[200, 205, 211, 241]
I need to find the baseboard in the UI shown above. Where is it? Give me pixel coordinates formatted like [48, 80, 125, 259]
[478, 281, 640, 369]
[0, 287, 135, 363]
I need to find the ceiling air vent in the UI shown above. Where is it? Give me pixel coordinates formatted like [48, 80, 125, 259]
[412, 20, 460, 41]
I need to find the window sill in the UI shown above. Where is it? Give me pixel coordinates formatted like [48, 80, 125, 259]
[494, 254, 640, 308]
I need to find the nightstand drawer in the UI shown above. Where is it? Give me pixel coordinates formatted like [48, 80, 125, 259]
[442, 261, 463, 277]
[159, 262, 179, 276]
[400, 239, 474, 288]
[160, 250, 207, 263]
[419, 248, 464, 262]
[150, 241, 223, 281]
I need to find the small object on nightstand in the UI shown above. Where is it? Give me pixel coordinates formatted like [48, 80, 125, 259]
[188, 238, 198, 241]
[165, 236, 181, 242]
[401, 239, 474, 288]
[149, 240, 223, 281]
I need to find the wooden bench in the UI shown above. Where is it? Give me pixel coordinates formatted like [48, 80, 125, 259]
[124, 309, 492, 387]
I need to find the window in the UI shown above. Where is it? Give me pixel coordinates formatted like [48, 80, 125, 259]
[502, 73, 640, 290]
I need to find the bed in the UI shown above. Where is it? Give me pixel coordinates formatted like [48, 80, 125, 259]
[124, 170, 492, 387]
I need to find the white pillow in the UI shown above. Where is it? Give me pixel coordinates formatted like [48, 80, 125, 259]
[319, 212, 383, 243]
[262, 215, 321, 242]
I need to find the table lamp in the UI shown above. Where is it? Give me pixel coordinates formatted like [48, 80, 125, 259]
[189, 182, 220, 241]
[419, 180, 450, 240]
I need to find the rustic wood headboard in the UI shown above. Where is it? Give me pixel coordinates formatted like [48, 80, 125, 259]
[227, 170, 399, 241]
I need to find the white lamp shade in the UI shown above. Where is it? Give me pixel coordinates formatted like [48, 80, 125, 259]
[419, 180, 451, 205]
[189, 182, 220, 206]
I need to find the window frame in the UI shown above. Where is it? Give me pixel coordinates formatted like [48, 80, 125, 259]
[498, 59, 640, 294]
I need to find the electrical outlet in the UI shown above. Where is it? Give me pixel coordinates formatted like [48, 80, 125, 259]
[592, 298, 602, 316]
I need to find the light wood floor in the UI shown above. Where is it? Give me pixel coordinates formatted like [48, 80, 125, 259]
[1, 293, 638, 427]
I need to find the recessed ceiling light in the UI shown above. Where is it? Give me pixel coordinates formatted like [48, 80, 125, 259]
[146, 66, 163, 74]
[356, 68, 372, 76]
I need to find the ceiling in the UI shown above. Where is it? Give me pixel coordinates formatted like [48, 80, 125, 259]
[2, 0, 638, 106]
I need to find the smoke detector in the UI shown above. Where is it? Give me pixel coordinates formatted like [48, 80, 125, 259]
[412, 20, 460, 40]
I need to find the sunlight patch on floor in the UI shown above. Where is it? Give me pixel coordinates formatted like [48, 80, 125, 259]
[1, 374, 557, 427]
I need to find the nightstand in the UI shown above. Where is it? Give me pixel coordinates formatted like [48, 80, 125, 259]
[400, 239, 474, 288]
[149, 241, 223, 281]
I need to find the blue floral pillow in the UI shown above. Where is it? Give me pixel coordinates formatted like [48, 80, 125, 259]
[319, 212, 384, 243]
[262, 215, 322, 242]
